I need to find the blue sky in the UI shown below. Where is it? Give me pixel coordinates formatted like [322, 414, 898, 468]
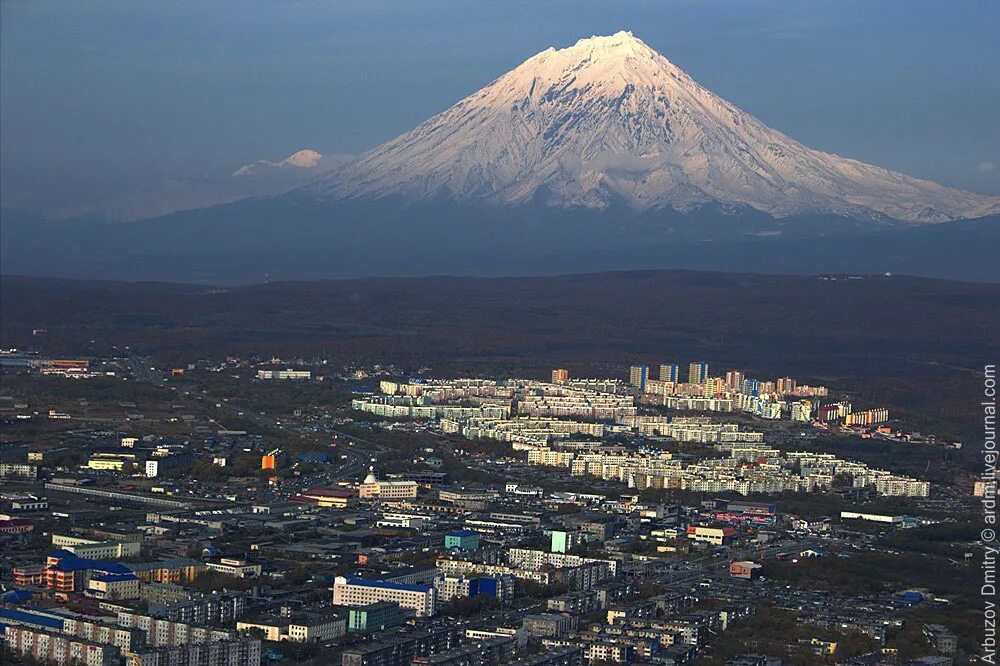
[2, 0, 998, 214]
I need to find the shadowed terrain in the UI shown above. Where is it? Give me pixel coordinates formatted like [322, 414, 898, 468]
[3, 270, 997, 440]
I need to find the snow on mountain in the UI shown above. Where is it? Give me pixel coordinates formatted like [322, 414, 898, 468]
[6, 150, 356, 222]
[233, 149, 328, 176]
[311, 31, 999, 223]
[281, 149, 324, 169]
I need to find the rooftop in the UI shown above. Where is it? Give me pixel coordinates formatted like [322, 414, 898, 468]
[340, 576, 432, 594]
[48, 550, 131, 575]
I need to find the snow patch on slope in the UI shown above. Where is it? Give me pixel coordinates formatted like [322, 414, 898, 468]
[234, 149, 329, 176]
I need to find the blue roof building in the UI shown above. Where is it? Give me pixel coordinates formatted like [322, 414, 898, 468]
[0, 607, 65, 632]
[333, 575, 436, 617]
[48, 550, 131, 575]
[2, 590, 32, 604]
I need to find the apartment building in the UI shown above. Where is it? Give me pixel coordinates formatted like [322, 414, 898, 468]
[129, 558, 206, 584]
[340, 626, 462, 666]
[148, 590, 248, 624]
[0, 462, 39, 479]
[52, 534, 141, 561]
[506, 549, 619, 576]
[332, 576, 437, 617]
[0, 607, 145, 654]
[434, 575, 512, 603]
[237, 615, 346, 642]
[3, 625, 120, 666]
[86, 573, 140, 600]
[116, 611, 235, 648]
[348, 602, 402, 633]
[204, 558, 262, 578]
[127, 639, 261, 666]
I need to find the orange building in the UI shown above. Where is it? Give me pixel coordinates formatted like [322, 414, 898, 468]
[42, 551, 136, 594]
[261, 455, 276, 470]
[729, 561, 762, 580]
[13, 564, 46, 586]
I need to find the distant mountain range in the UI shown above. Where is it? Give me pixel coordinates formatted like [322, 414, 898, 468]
[0, 150, 352, 223]
[2, 31, 998, 282]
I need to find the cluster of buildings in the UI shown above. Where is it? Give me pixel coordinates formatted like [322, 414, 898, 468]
[0, 476, 754, 666]
[0, 352, 952, 666]
[627, 363, 890, 428]
[0, 351, 113, 379]
[257, 369, 313, 381]
[351, 374, 924, 499]
[0, 603, 260, 666]
[86, 442, 194, 479]
[525, 441, 929, 497]
[3, 427, 848, 666]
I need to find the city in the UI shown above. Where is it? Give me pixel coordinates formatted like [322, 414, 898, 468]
[0, 347, 979, 665]
[2, 3, 997, 665]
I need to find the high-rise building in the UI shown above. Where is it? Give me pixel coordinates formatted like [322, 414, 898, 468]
[844, 408, 889, 426]
[551, 369, 569, 383]
[776, 377, 797, 394]
[791, 401, 813, 422]
[688, 362, 709, 384]
[725, 371, 744, 390]
[659, 364, 679, 382]
[629, 365, 649, 391]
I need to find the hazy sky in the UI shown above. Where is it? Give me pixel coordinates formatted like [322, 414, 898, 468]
[2, 0, 999, 217]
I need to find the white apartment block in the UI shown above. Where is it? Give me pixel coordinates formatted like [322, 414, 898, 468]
[3, 626, 119, 666]
[506, 549, 618, 576]
[116, 612, 235, 648]
[51, 535, 141, 560]
[236, 617, 346, 642]
[204, 558, 262, 578]
[331, 576, 436, 617]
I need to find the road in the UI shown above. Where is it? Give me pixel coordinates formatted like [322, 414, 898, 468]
[654, 536, 828, 590]
[124, 351, 378, 492]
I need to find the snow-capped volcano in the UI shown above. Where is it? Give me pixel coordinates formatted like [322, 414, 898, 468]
[312, 31, 998, 223]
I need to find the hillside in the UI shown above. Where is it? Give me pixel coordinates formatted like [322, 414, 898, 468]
[3, 270, 996, 439]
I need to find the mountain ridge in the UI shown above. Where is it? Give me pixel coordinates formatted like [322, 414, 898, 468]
[3, 201, 998, 283]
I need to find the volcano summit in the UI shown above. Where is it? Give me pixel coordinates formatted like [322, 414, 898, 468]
[311, 31, 998, 224]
